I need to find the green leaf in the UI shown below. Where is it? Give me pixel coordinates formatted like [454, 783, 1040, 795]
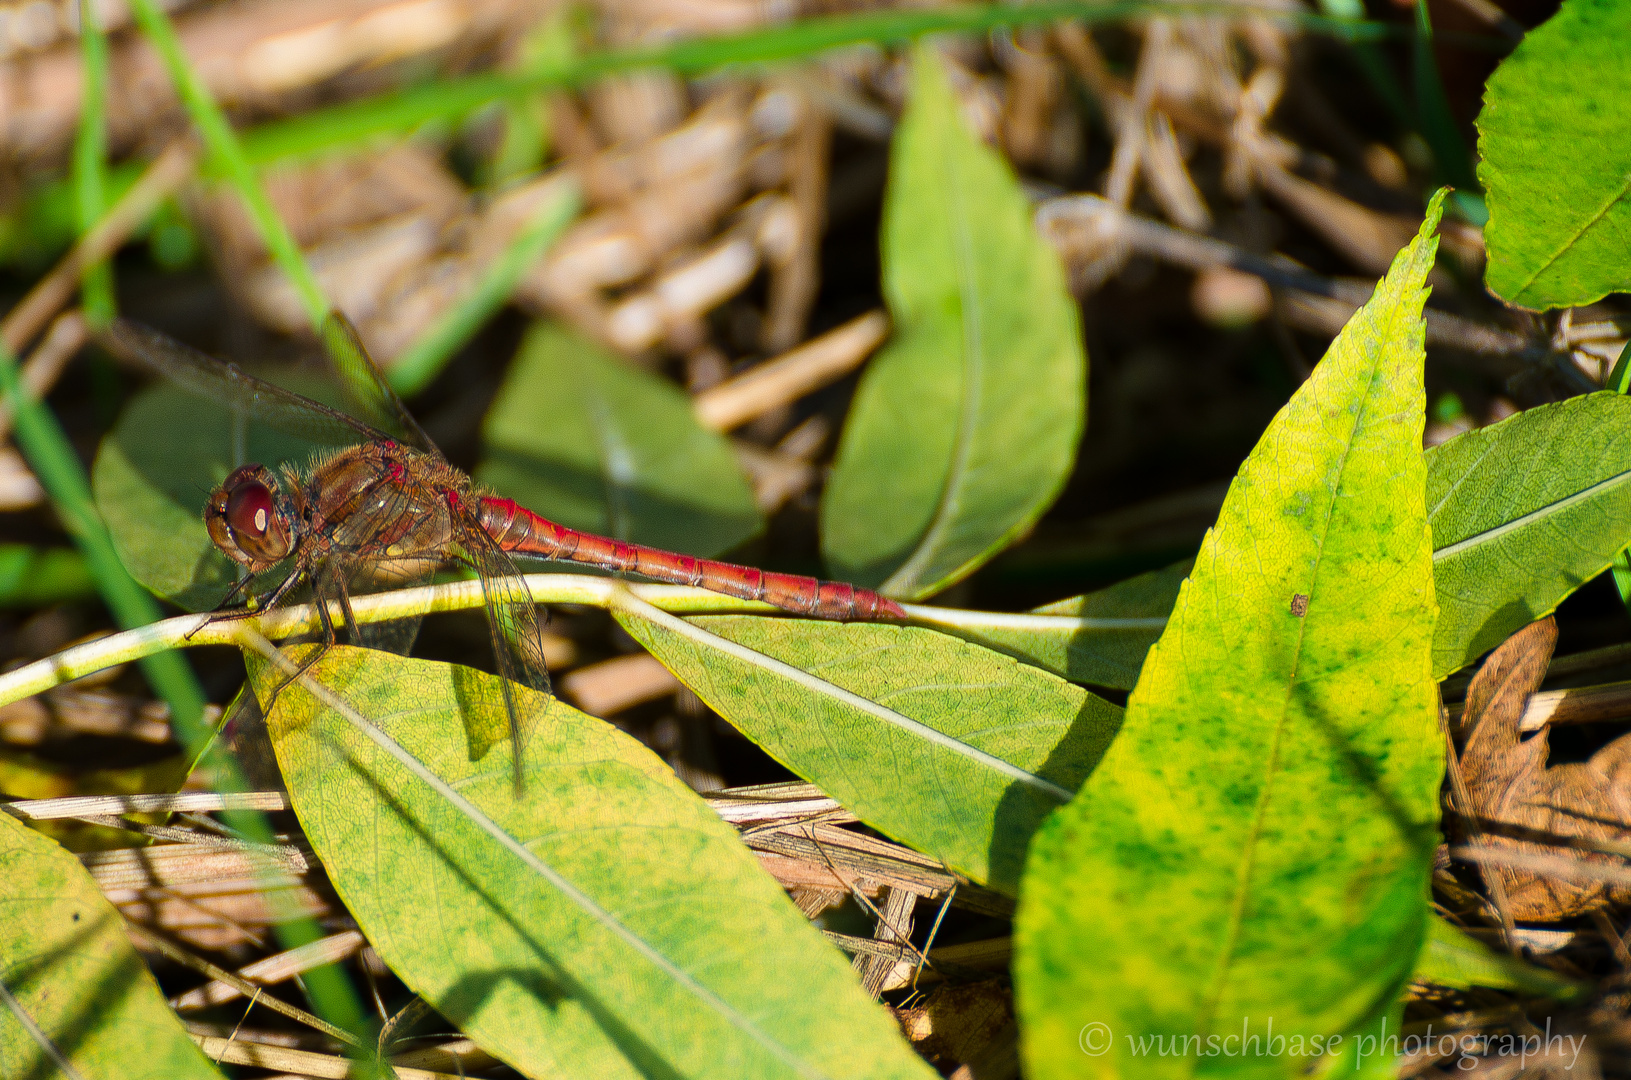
[252, 645, 930, 1080]
[1414, 915, 1588, 1000]
[950, 395, 1631, 684]
[820, 43, 1085, 599]
[1427, 392, 1631, 677]
[92, 383, 322, 611]
[917, 560, 1187, 689]
[616, 610, 1122, 893]
[479, 321, 762, 558]
[0, 811, 223, 1080]
[1015, 195, 1448, 1078]
[1477, 0, 1631, 309]
[1043, 398, 1631, 684]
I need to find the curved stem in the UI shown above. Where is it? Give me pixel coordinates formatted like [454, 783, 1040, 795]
[0, 572, 1153, 709]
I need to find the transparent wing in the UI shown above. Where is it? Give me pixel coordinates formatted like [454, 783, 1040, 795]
[99, 319, 385, 447]
[319, 314, 437, 457]
[458, 515, 551, 795]
[320, 470, 435, 655]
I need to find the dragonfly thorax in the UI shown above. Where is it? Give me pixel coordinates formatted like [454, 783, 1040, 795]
[206, 463, 296, 571]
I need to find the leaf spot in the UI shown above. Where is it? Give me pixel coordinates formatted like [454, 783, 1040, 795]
[1290, 594, 1310, 617]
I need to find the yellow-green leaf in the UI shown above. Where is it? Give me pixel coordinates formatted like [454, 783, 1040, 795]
[0, 811, 222, 1080]
[1014, 195, 1449, 1078]
[252, 646, 930, 1080]
[617, 611, 1121, 894]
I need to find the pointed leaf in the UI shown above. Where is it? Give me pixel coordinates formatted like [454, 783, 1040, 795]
[479, 321, 762, 557]
[616, 611, 1122, 893]
[1015, 196, 1448, 1078]
[252, 646, 929, 1080]
[1428, 392, 1631, 677]
[820, 44, 1085, 599]
[1478, 0, 1631, 309]
[0, 811, 223, 1079]
[1415, 915, 1588, 1000]
[982, 396, 1631, 686]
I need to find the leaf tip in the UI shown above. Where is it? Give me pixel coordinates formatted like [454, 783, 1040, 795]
[1422, 187, 1449, 235]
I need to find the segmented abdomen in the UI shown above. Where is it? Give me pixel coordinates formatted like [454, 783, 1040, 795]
[477, 497, 905, 621]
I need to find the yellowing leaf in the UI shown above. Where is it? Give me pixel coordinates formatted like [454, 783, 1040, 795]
[0, 812, 222, 1080]
[254, 646, 931, 1080]
[1015, 194, 1449, 1078]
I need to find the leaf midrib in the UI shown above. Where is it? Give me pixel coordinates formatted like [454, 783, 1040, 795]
[882, 91, 987, 597]
[1193, 320, 1403, 1048]
[1431, 464, 1631, 561]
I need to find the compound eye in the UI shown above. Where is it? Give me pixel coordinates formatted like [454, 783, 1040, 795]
[226, 482, 276, 540]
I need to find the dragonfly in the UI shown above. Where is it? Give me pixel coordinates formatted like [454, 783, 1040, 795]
[99, 316, 905, 789]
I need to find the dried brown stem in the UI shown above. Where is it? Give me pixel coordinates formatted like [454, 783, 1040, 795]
[125, 922, 360, 1046]
[0, 310, 86, 439]
[693, 310, 888, 432]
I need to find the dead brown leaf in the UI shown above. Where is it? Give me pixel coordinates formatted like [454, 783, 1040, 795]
[1458, 616, 1631, 919]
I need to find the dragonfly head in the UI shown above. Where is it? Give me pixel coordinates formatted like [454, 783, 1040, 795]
[206, 464, 295, 570]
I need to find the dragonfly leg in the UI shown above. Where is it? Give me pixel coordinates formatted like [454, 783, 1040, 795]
[260, 573, 337, 717]
[331, 570, 363, 645]
[185, 564, 305, 642]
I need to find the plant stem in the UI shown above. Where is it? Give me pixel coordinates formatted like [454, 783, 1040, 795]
[72, 0, 115, 329]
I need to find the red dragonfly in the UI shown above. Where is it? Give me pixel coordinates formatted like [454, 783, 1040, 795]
[100, 317, 904, 785]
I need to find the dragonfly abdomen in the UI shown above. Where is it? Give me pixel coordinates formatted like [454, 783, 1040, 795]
[476, 497, 905, 621]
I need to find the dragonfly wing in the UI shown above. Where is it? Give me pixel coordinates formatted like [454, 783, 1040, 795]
[99, 319, 385, 447]
[322, 472, 434, 656]
[319, 314, 438, 457]
[459, 517, 551, 794]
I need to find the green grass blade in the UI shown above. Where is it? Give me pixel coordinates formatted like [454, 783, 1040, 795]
[0, 342, 205, 748]
[72, 0, 115, 328]
[0, 546, 94, 606]
[1015, 194, 1448, 1078]
[127, 0, 327, 329]
[236, 3, 1395, 167]
[0, 810, 225, 1079]
[388, 180, 581, 396]
[1413, 0, 1479, 193]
